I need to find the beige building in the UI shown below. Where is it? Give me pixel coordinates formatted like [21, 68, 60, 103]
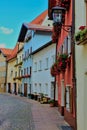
[75, 0, 87, 130]
[13, 42, 24, 94]
[6, 44, 18, 93]
[0, 48, 12, 92]
[6, 42, 24, 94]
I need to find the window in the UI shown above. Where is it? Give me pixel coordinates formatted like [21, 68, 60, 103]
[16, 58, 18, 64]
[27, 67, 28, 75]
[30, 47, 32, 54]
[34, 62, 37, 72]
[39, 83, 42, 93]
[38, 60, 42, 71]
[30, 66, 32, 75]
[28, 49, 29, 56]
[21, 70, 23, 76]
[63, 37, 68, 53]
[65, 86, 73, 112]
[45, 58, 49, 69]
[51, 55, 55, 64]
[24, 68, 26, 75]
[15, 71, 17, 77]
[11, 70, 13, 76]
[19, 56, 21, 62]
[18, 67, 21, 77]
[34, 83, 37, 93]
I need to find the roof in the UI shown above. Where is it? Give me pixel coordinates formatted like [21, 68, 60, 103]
[7, 44, 18, 61]
[25, 23, 52, 32]
[18, 10, 49, 42]
[30, 10, 48, 25]
[0, 48, 13, 57]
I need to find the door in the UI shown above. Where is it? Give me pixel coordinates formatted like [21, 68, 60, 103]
[24, 83, 27, 97]
[8, 83, 11, 93]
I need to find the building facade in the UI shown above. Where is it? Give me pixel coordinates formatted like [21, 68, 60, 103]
[0, 48, 12, 92]
[48, 0, 76, 129]
[6, 44, 18, 94]
[75, 0, 87, 130]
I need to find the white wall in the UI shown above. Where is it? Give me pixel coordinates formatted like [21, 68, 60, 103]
[32, 43, 56, 98]
[75, 0, 87, 129]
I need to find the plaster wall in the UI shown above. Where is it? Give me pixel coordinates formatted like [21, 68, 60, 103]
[75, 0, 87, 129]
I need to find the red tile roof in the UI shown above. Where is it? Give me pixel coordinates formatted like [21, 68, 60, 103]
[30, 10, 48, 25]
[24, 10, 52, 32]
[7, 44, 18, 61]
[0, 48, 13, 57]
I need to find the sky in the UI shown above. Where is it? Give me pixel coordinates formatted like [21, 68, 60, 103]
[0, 0, 48, 49]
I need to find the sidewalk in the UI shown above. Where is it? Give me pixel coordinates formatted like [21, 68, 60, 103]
[27, 98, 71, 130]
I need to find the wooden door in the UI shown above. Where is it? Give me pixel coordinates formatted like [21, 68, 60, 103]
[24, 83, 27, 97]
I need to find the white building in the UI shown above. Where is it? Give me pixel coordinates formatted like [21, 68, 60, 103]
[32, 42, 56, 99]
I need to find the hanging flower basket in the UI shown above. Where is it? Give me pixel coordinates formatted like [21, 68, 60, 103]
[57, 53, 68, 72]
[50, 53, 69, 76]
[50, 62, 60, 77]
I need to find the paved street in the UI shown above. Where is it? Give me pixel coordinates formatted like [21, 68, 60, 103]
[0, 93, 70, 130]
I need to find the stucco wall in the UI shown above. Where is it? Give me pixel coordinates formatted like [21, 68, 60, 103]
[75, 0, 87, 129]
[32, 44, 56, 98]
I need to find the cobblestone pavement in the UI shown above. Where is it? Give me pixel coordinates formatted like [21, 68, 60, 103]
[0, 93, 70, 130]
[0, 94, 34, 130]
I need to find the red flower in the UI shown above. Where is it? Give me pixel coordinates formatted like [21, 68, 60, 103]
[79, 26, 86, 30]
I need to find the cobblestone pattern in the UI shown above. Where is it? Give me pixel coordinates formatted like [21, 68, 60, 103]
[0, 94, 34, 130]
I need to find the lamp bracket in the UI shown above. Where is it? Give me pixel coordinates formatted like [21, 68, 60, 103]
[62, 25, 72, 32]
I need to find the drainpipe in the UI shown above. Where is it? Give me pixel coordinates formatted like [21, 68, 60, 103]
[72, 0, 77, 129]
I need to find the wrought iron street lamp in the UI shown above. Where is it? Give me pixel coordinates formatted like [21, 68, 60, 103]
[52, 6, 72, 32]
[52, 6, 66, 25]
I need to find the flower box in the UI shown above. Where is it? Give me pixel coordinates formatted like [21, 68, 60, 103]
[75, 26, 87, 45]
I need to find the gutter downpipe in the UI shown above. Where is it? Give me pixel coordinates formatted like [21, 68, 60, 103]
[72, 0, 77, 129]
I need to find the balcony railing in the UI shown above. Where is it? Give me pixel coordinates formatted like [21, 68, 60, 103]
[14, 61, 23, 67]
[21, 74, 31, 78]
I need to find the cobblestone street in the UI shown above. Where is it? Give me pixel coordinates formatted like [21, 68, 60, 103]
[0, 94, 34, 130]
[0, 94, 70, 130]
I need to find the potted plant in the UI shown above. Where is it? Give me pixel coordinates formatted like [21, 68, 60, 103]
[28, 93, 31, 99]
[75, 26, 87, 42]
[48, 99, 55, 107]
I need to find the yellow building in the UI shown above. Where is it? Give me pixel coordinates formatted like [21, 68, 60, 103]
[6, 42, 24, 94]
[14, 42, 24, 94]
[6, 44, 18, 93]
[0, 48, 12, 92]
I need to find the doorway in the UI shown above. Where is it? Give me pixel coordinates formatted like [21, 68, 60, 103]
[24, 83, 27, 97]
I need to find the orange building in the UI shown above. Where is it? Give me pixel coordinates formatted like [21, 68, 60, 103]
[48, 0, 76, 129]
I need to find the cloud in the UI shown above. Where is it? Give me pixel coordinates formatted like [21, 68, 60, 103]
[0, 43, 6, 48]
[0, 26, 13, 34]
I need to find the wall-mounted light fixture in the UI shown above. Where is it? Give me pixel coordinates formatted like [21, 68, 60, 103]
[52, 6, 72, 33]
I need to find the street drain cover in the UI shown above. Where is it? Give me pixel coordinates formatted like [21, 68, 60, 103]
[61, 126, 73, 130]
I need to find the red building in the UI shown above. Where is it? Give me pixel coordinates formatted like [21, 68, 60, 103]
[48, 0, 76, 129]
